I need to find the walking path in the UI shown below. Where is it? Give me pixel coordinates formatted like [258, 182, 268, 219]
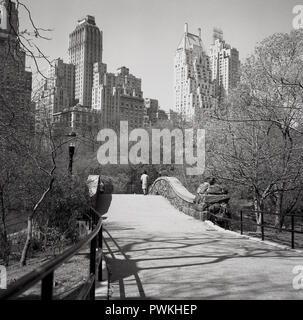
[101, 194, 303, 300]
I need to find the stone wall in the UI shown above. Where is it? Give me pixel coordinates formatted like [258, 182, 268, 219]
[149, 177, 208, 221]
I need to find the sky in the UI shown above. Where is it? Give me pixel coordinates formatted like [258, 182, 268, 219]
[20, 0, 299, 111]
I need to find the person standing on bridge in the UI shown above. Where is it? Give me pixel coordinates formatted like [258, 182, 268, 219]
[140, 171, 149, 195]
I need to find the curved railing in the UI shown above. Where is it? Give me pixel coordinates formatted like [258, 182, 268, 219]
[0, 175, 104, 300]
[149, 177, 207, 221]
[150, 178, 303, 250]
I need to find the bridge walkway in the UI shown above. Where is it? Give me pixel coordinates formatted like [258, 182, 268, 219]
[99, 194, 303, 300]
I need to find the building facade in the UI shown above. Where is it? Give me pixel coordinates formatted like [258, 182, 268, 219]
[53, 104, 101, 135]
[69, 15, 102, 107]
[35, 58, 75, 131]
[209, 28, 240, 99]
[143, 98, 169, 126]
[0, 0, 18, 35]
[144, 98, 159, 126]
[0, 0, 32, 132]
[92, 65, 145, 129]
[174, 23, 216, 122]
[157, 109, 169, 122]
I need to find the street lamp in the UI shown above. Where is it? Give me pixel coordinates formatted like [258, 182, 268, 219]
[68, 142, 76, 175]
[66, 132, 77, 175]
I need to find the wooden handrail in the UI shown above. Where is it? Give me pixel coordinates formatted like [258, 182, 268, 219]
[0, 207, 103, 300]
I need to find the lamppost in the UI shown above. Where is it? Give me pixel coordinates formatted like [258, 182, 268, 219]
[68, 143, 75, 175]
[67, 132, 77, 175]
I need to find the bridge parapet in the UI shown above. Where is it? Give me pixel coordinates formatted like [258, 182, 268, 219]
[149, 177, 207, 221]
[87, 175, 100, 208]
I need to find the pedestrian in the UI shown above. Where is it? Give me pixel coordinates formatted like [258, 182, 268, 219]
[140, 170, 149, 195]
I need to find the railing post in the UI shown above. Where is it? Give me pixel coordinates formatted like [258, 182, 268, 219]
[89, 217, 92, 231]
[98, 224, 103, 281]
[291, 215, 295, 249]
[89, 237, 96, 300]
[240, 210, 243, 235]
[94, 211, 98, 226]
[41, 271, 54, 300]
[261, 211, 264, 241]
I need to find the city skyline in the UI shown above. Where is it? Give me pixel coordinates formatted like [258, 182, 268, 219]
[21, 0, 298, 111]
[2, 0, 303, 302]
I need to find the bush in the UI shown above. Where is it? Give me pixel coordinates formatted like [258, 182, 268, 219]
[0, 232, 11, 266]
[9, 232, 40, 261]
[34, 175, 91, 252]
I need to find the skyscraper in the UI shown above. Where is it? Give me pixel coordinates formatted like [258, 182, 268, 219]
[174, 23, 216, 122]
[209, 28, 240, 99]
[0, 0, 32, 131]
[68, 15, 102, 107]
[92, 64, 145, 129]
[34, 58, 75, 132]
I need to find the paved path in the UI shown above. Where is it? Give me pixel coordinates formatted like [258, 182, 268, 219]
[101, 194, 303, 300]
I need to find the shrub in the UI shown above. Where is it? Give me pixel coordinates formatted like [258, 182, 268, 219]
[0, 232, 11, 266]
[34, 175, 91, 253]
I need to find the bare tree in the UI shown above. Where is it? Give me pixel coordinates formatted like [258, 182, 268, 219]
[19, 120, 76, 265]
[208, 29, 303, 231]
[0, 0, 80, 265]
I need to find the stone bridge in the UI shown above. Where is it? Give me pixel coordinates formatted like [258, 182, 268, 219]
[99, 177, 303, 300]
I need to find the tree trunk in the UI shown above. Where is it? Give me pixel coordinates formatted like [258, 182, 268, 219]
[0, 189, 7, 242]
[0, 189, 10, 266]
[274, 192, 282, 231]
[20, 176, 54, 266]
[20, 216, 33, 266]
[254, 195, 263, 233]
[274, 185, 284, 232]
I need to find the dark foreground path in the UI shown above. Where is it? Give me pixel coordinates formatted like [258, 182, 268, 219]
[100, 194, 303, 300]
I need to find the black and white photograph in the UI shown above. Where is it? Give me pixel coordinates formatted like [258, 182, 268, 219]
[1, 0, 303, 308]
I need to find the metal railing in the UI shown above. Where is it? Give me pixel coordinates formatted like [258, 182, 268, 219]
[0, 207, 103, 300]
[207, 209, 303, 249]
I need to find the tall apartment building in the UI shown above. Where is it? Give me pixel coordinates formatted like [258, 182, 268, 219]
[174, 23, 216, 122]
[92, 65, 145, 129]
[209, 28, 240, 99]
[157, 109, 169, 122]
[144, 98, 159, 126]
[34, 58, 75, 131]
[69, 15, 102, 106]
[144, 98, 169, 126]
[0, 0, 32, 131]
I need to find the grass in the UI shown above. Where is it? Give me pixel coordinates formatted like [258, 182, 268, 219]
[5, 245, 91, 300]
